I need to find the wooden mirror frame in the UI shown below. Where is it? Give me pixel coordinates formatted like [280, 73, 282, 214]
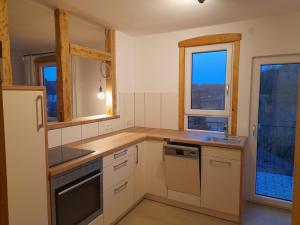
[0, 0, 13, 85]
[0, 3, 118, 127]
[55, 9, 117, 125]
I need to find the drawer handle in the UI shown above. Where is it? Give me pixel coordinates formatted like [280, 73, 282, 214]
[114, 181, 128, 194]
[113, 160, 128, 171]
[114, 149, 128, 159]
[210, 159, 232, 167]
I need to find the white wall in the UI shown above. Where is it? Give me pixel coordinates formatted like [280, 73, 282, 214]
[71, 56, 107, 118]
[133, 12, 300, 136]
[115, 31, 136, 127]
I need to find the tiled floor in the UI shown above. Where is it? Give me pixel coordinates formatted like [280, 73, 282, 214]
[117, 200, 291, 225]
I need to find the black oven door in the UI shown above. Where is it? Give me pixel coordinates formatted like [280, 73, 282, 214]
[55, 170, 103, 225]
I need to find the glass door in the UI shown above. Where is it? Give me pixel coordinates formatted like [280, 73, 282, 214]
[249, 55, 300, 207]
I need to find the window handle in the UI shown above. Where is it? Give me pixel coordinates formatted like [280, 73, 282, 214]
[252, 125, 257, 137]
[226, 84, 230, 96]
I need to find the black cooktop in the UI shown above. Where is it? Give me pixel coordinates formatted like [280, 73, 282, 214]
[48, 146, 95, 168]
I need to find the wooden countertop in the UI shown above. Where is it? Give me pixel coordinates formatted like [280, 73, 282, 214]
[49, 127, 247, 176]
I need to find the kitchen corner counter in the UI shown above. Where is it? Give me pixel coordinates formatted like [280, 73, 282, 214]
[49, 127, 247, 176]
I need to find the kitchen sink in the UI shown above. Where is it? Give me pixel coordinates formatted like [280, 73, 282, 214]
[206, 136, 242, 145]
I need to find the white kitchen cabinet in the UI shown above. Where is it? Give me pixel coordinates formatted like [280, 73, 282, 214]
[134, 142, 147, 202]
[145, 140, 167, 197]
[103, 154, 135, 191]
[2, 88, 49, 225]
[201, 146, 241, 216]
[103, 176, 134, 225]
[103, 145, 136, 167]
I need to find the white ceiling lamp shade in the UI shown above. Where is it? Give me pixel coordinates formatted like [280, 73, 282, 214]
[198, 0, 205, 3]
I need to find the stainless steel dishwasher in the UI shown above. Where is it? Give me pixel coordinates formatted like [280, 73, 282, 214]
[164, 140, 201, 206]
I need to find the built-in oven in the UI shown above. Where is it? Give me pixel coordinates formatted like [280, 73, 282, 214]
[50, 159, 103, 225]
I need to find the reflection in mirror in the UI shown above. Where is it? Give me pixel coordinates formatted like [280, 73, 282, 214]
[71, 56, 109, 119]
[8, 0, 57, 121]
[69, 14, 106, 51]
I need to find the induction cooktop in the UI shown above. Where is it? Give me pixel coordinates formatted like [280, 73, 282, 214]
[48, 146, 95, 168]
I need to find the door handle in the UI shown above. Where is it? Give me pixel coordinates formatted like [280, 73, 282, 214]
[35, 95, 44, 131]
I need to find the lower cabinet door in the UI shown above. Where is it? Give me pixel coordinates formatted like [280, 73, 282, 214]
[201, 155, 241, 216]
[145, 141, 167, 197]
[134, 142, 147, 202]
[103, 176, 134, 225]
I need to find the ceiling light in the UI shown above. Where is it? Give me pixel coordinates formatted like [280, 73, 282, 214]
[97, 86, 105, 100]
[198, 0, 205, 3]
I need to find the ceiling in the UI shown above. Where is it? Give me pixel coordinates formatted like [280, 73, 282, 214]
[8, 0, 105, 53]
[31, 0, 300, 36]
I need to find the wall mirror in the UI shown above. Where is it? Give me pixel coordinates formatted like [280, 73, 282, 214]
[4, 3, 116, 126]
[71, 56, 109, 119]
[69, 14, 112, 120]
[69, 14, 106, 52]
[8, 0, 57, 121]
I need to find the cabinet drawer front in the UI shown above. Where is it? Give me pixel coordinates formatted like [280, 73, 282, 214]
[202, 146, 241, 161]
[103, 176, 134, 225]
[104, 155, 135, 191]
[201, 155, 241, 216]
[103, 145, 137, 167]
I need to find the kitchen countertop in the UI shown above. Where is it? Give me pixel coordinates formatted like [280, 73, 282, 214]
[49, 127, 247, 176]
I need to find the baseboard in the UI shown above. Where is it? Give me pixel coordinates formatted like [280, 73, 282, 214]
[145, 194, 239, 223]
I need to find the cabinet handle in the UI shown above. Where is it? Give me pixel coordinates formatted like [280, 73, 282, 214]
[210, 159, 232, 167]
[35, 95, 44, 131]
[136, 145, 139, 164]
[113, 160, 128, 171]
[114, 181, 128, 194]
[114, 149, 128, 159]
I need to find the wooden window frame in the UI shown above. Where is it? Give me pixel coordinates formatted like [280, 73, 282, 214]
[178, 33, 241, 135]
[34, 54, 57, 85]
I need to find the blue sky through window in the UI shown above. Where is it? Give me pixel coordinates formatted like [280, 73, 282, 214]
[43, 66, 57, 81]
[192, 50, 227, 84]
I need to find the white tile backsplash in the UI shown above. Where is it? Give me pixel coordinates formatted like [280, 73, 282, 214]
[124, 93, 135, 128]
[134, 93, 145, 127]
[48, 129, 62, 148]
[82, 122, 99, 139]
[161, 93, 178, 130]
[145, 93, 161, 128]
[112, 118, 124, 131]
[99, 120, 113, 135]
[62, 125, 82, 145]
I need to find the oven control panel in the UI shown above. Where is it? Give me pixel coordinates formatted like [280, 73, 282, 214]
[51, 159, 102, 189]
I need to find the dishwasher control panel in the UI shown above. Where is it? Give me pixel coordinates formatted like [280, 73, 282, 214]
[163, 140, 200, 159]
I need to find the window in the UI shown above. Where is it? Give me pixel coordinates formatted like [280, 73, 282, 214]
[42, 65, 58, 122]
[34, 55, 58, 122]
[185, 43, 233, 132]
